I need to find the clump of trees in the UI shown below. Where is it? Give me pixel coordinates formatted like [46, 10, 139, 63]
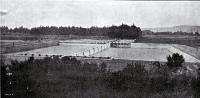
[108, 24, 142, 39]
[166, 53, 185, 70]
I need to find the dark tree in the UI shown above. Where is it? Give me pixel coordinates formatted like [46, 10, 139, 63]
[108, 24, 142, 39]
[166, 53, 185, 69]
[195, 31, 199, 36]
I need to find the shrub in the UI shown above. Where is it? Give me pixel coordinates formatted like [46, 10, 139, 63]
[166, 53, 185, 70]
[107, 63, 148, 92]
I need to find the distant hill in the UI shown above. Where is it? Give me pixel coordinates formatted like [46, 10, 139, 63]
[142, 25, 200, 33]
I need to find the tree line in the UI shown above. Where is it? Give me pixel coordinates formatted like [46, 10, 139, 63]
[0, 24, 142, 39]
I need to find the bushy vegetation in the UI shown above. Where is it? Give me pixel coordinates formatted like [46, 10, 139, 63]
[166, 53, 185, 70]
[1, 54, 200, 98]
[108, 24, 142, 39]
[1, 56, 104, 97]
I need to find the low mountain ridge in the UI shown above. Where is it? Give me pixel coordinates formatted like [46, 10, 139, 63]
[142, 25, 200, 33]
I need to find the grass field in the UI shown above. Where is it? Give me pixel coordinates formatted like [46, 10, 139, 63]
[1, 33, 109, 40]
[1, 56, 200, 98]
[0, 40, 58, 54]
[137, 35, 200, 47]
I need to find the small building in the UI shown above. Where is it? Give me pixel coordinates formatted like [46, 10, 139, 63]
[110, 42, 131, 48]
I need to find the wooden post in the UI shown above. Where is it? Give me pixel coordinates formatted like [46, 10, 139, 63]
[83, 52, 85, 56]
[97, 47, 99, 52]
[89, 50, 90, 56]
[12, 42, 15, 47]
[93, 48, 95, 54]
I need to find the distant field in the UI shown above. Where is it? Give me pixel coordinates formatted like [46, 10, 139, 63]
[136, 35, 200, 47]
[1, 33, 109, 40]
[0, 40, 58, 54]
[142, 35, 199, 39]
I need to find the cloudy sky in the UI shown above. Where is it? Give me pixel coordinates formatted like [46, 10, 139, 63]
[1, 0, 200, 28]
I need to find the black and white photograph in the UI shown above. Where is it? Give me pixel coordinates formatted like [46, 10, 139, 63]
[1, 0, 200, 98]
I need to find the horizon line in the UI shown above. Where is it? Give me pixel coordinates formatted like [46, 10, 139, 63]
[1, 24, 200, 29]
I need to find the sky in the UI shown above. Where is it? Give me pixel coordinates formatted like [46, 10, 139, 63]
[0, 0, 200, 28]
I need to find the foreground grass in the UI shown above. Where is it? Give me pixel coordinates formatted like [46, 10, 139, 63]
[1, 56, 200, 98]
